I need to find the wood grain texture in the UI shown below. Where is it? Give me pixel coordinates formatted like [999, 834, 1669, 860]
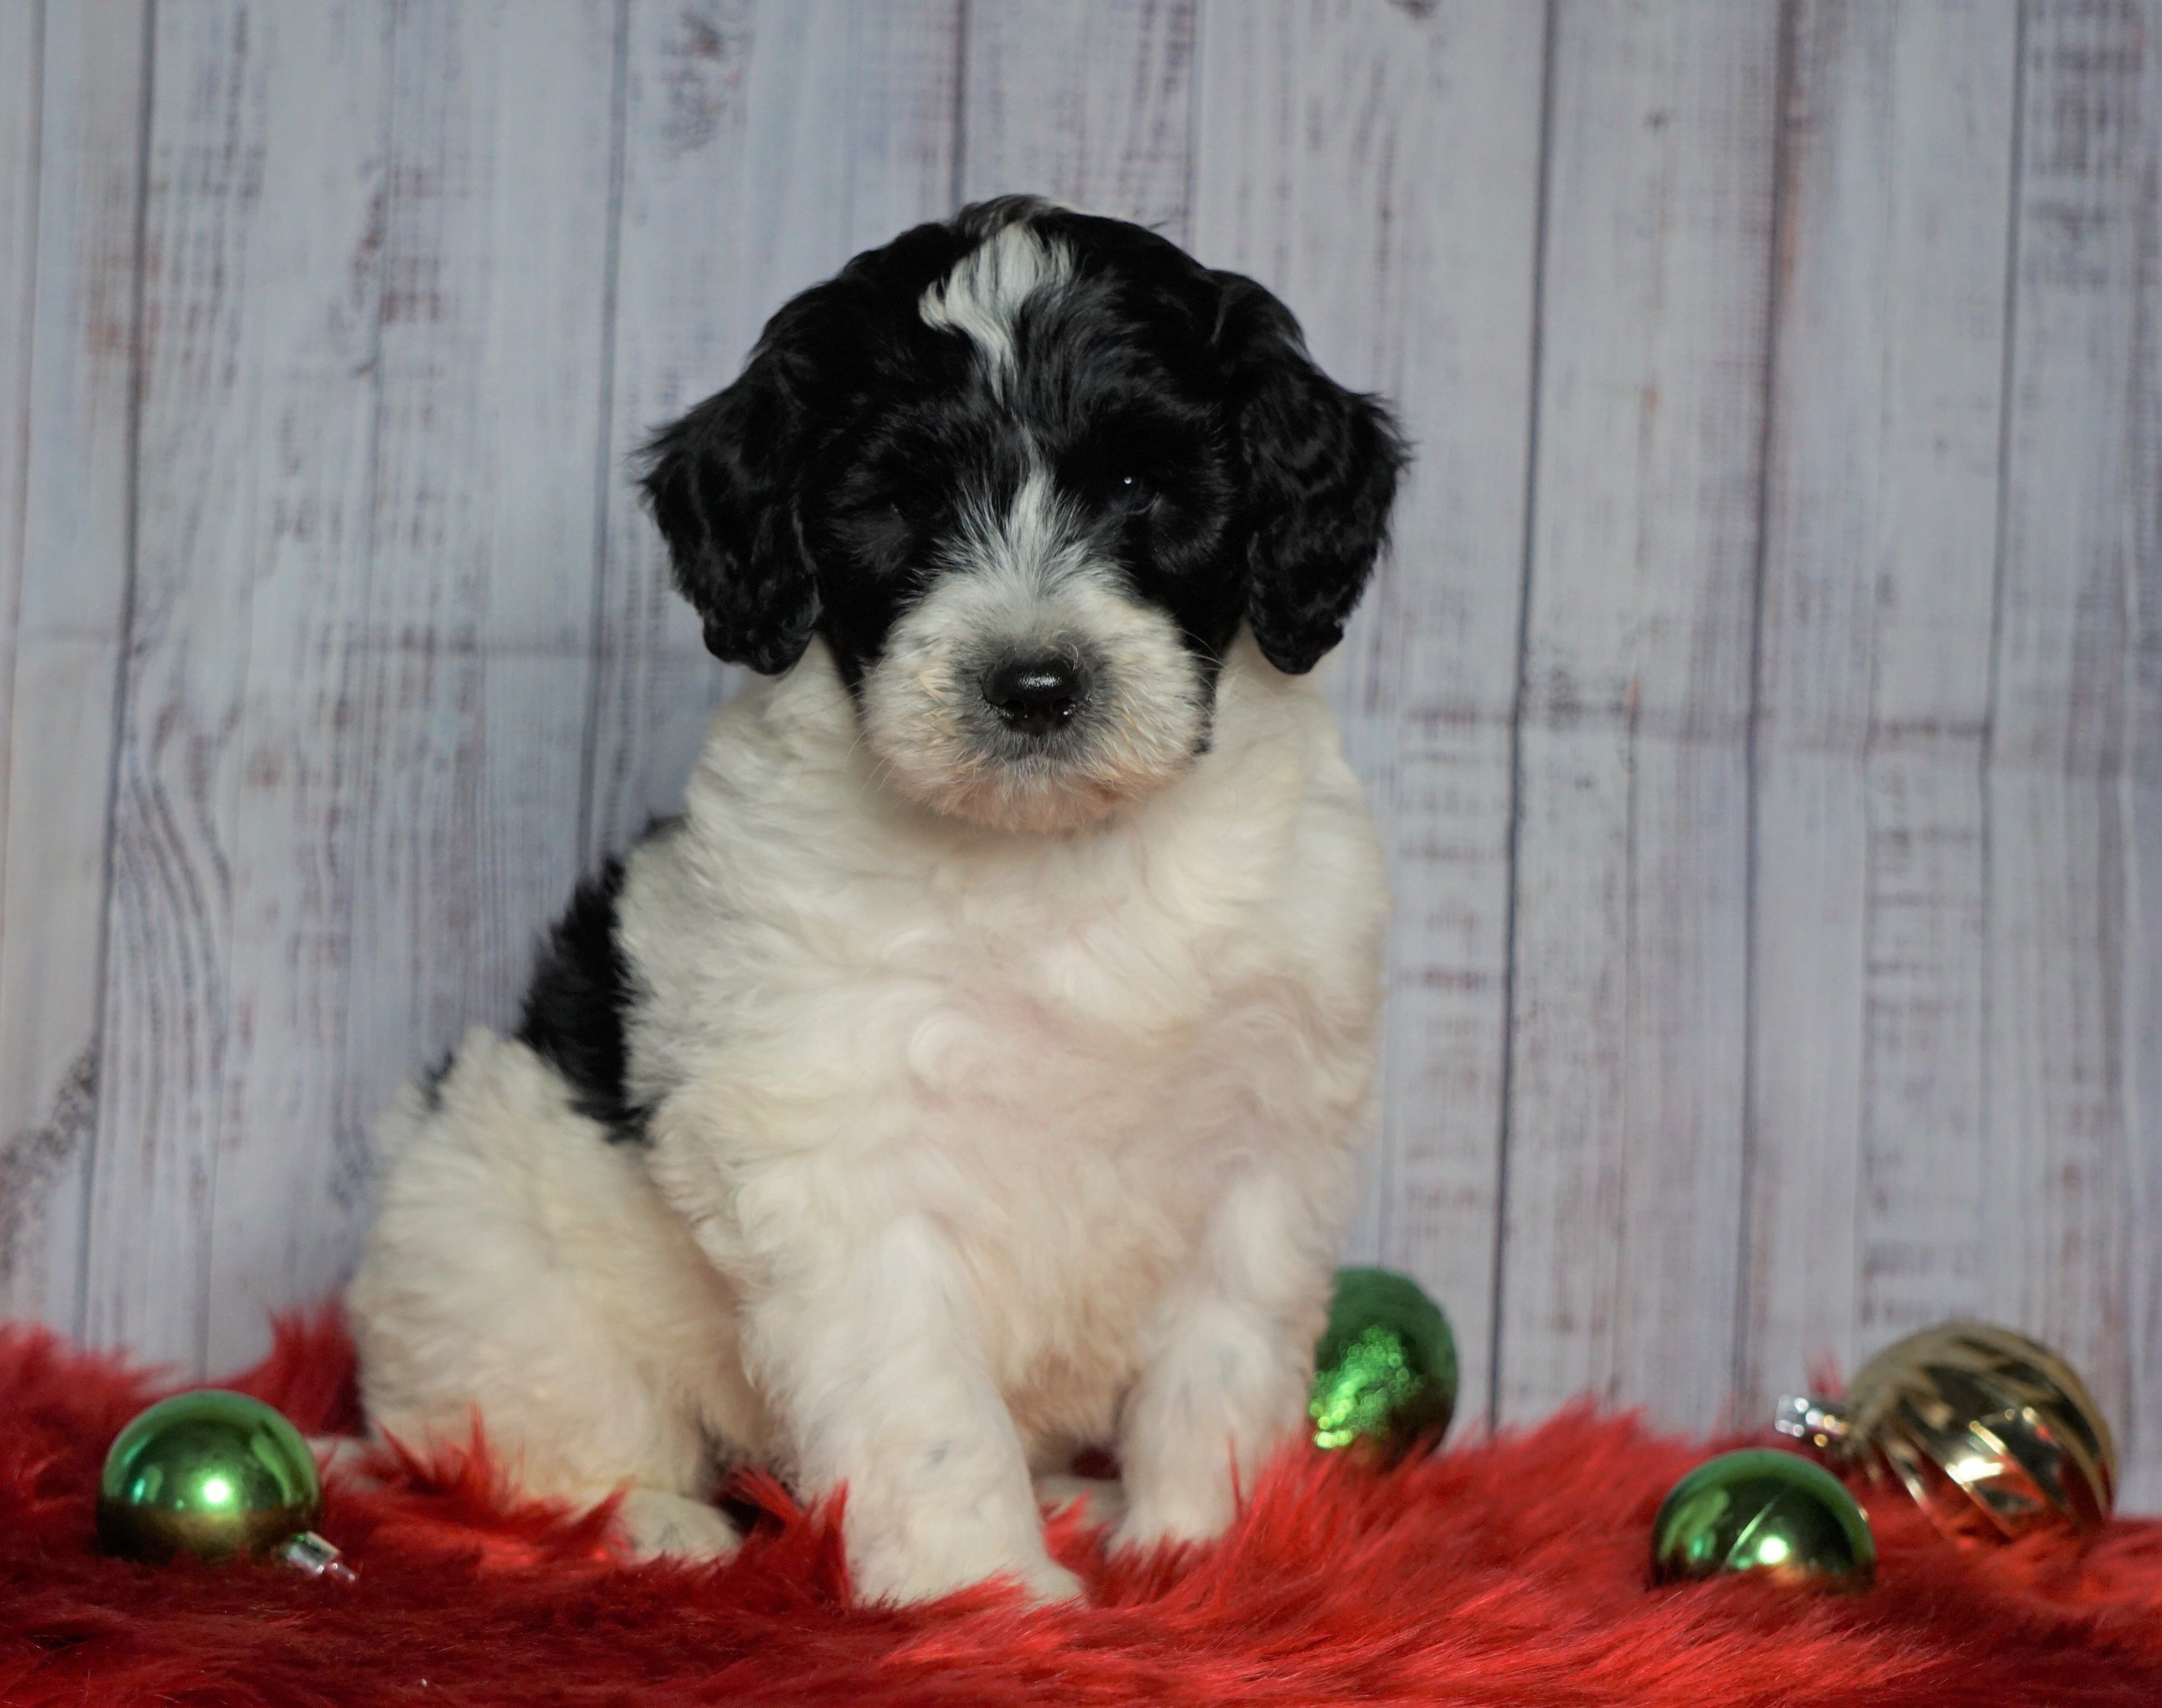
[1986, 0, 2160, 1503]
[1498, 0, 1781, 1429]
[2131, 99, 2161, 1513]
[86, 0, 395, 1368]
[0, 9, 34, 789]
[0, 0, 148, 1337]
[960, 0, 1195, 240]
[0, 0, 47, 1314]
[209, 0, 623, 1373]
[1189, 0, 1545, 1426]
[1738, 0, 2018, 1413]
[3, 0, 2158, 1502]
[87, 0, 622, 1372]
[585, 0, 960, 863]
[2129, 5, 2162, 1518]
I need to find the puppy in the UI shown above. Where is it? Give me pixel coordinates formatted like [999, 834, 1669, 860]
[346, 196, 1405, 1605]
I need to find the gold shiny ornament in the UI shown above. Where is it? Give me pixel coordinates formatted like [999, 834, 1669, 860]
[1649, 1449, 1876, 1587]
[1775, 1320, 2116, 1545]
[97, 1389, 354, 1578]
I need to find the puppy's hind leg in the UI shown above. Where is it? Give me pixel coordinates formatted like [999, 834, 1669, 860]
[346, 1032, 763, 1564]
[312, 1438, 739, 1562]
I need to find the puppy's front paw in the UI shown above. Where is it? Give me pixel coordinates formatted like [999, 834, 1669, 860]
[1011, 1555, 1087, 1605]
[853, 1540, 1084, 1607]
[613, 1488, 742, 1563]
[1107, 1489, 1235, 1557]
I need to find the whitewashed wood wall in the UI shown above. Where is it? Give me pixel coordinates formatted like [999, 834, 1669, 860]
[2, 0, 2157, 1505]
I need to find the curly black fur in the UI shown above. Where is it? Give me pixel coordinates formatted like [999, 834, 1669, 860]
[516, 859, 647, 1142]
[638, 196, 1405, 687]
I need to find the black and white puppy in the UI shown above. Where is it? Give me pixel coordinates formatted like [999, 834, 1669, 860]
[347, 196, 1405, 1604]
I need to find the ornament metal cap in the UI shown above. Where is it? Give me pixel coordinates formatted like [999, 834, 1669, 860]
[276, 1529, 358, 1583]
[1772, 1393, 1852, 1453]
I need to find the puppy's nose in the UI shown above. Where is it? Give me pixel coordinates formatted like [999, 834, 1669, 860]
[984, 655, 1090, 737]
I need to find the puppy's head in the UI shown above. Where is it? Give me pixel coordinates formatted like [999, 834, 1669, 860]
[641, 197, 1405, 833]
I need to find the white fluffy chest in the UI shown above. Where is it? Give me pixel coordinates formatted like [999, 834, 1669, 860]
[625, 647, 1388, 1442]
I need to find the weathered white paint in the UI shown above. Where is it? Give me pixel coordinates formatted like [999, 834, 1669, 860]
[1740, 0, 2017, 1421]
[1498, 0, 1779, 1429]
[0, 0, 148, 1342]
[220, 0, 623, 1374]
[961, 0, 1195, 243]
[1986, 0, 2160, 1508]
[89, 0, 406, 1367]
[587, 0, 959, 864]
[1, 0, 2155, 1503]
[1191, 0, 1546, 1430]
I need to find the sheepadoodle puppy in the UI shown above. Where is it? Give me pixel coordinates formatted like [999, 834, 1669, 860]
[346, 195, 1405, 1605]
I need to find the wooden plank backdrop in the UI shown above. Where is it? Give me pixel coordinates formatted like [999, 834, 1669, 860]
[0, 0, 2155, 1507]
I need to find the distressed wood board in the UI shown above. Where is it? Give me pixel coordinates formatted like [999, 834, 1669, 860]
[0, 0, 2154, 1503]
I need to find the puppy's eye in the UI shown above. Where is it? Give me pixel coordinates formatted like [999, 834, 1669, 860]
[830, 490, 922, 571]
[1110, 471, 1156, 513]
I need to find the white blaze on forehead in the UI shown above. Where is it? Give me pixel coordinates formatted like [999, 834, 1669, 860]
[919, 223, 1072, 392]
[950, 470, 1089, 594]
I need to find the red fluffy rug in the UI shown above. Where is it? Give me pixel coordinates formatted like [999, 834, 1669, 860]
[4, 1313, 2161, 1706]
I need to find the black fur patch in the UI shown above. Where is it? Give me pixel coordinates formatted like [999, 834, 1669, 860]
[416, 1050, 454, 1113]
[638, 195, 1405, 690]
[515, 859, 648, 1142]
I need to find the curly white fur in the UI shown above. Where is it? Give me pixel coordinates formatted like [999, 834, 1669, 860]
[347, 631, 1386, 1604]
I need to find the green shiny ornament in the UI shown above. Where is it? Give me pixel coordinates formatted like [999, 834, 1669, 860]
[1650, 1449, 1876, 1588]
[1310, 1266, 1457, 1456]
[97, 1389, 348, 1576]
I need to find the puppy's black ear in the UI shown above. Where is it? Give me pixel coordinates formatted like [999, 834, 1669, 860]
[638, 340, 821, 675]
[1212, 273, 1408, 675]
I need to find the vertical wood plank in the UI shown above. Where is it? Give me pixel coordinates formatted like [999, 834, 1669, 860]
[960, 0, 1195, 240]
[2129, 7, 2162, 1511]
[0, 0, 148, 1336]
[7, 0, 2149, 1508]
[0, 0, 47, 1309]
[1498, 0, 1781, 1428]
[585, 0, 960, 861]
[2131, 229, 2160, 1515]
[1190, 0, 1544, 1424]
[203, 0, 623, 1371]
[86, 0, 393, 1367]
[1988, 0, 2160, 1503]
[0, 10, 36, 731]
[1739, 1, 2018, 1412]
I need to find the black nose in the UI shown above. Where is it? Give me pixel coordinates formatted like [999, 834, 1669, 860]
[984, 655, 1090, 737]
